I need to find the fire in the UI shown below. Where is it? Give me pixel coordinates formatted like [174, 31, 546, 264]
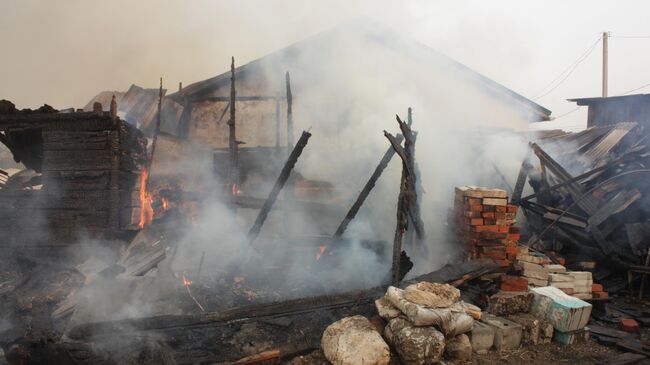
[316, 245, 327, 261]
[161, 197, 169, 210]
[182, 273, 192, 286]
[231, 183, 242, 196]
[138, 169, 154, 229]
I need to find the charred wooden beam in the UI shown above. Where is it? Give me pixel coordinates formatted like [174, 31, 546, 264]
[228, 57, 240, 197]
[146, 78, 164, 174]
[248, 131, 311, 245]
[333, 134, 404, 238]
[190, 95, 286, 103]
[511, 147, 532, 204]
[285, 72, 294, 148]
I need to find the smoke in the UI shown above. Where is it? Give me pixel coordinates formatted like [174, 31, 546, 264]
[159, 20, 537, 305]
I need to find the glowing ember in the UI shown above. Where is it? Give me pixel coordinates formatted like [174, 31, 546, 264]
[316, 245, 327, 261]
[138, 169, 154, 228]
[231, 183, 242, 196]
[182, 273, 192, 286]
[161, 197, 169, 210]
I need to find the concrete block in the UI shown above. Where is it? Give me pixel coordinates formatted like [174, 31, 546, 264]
[507, 313, 545, 345]
[553, 328, 590, 345]
[530, 286, 592, 332]
[482, 315, 522, 350]
[469, 321, 494, 354]
[488, 291, 533, 316]
[445, 334, 472, 361]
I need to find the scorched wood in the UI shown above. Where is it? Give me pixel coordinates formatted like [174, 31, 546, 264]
[247, 131, 311, 245]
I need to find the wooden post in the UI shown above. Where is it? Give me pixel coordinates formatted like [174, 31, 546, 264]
[333, 134, 404, 238]
[147, 78, 164, 175]
[248, 131, 312, 245]
[228, 57, 239, 196]
[285, 72, 293, 149]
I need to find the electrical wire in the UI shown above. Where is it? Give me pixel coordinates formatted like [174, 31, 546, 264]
[620, 83, 650, 95]
[551, 106, 582, 120]
[533, 36, 602, 100]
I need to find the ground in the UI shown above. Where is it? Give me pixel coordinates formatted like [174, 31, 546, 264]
[285, 340, 621, 365]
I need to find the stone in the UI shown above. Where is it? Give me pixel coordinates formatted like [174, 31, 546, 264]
[481, 315, 522, 350]
[393, 324, 446, 365]
[469, 321, 494, 354]
[375, 297, 401, 320]
[384, 317, 412, 346]
[553, 328, 590, 345]
[530, 286, 592, 332]
[403, 282, 460, 308]
[488, 291, 533, 316]
[445, 334, 472, 361]
[321, 315, 390, 365]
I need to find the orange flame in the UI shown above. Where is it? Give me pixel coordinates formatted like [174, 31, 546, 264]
[138, 169, 154, 229]
[182, 273, 192, 286]
[316, 245, 327, 261]
[161, 197, 169, 210]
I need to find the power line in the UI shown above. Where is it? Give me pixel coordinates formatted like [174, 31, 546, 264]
[551, 106, 583, 121]
[533, 36, 602, 100]
[610, 35, 650, 39]
[620, 83, 650, 95]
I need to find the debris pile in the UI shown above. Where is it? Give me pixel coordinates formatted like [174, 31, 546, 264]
[516, 122, 650, 290]
[374, 282, 479, 363]
[452, 186, 520, 268]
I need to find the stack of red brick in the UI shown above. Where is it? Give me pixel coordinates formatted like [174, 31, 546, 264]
[592, 283, 609, 299]
[453, 186, 520, 268]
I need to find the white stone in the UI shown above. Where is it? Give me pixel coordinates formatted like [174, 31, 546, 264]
[321, 316, 390, 365]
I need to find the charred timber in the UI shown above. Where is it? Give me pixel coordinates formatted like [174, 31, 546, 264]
[333, 134, 404, 238]
[248, 131, 312, 244]
[228, 57, 240, 196]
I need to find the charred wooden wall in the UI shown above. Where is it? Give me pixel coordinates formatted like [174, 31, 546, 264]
[0, 112, 148, 249]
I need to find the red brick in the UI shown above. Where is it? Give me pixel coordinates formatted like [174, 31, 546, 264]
[467, 198, 482, 205]
[495, 212, 507, 219]
[620, 319, 639, 332]
[483, 205, 496, 212]
[482, 212, 496, 219]
[467, 218, 484, 226]
[475, 225, 499, 233]
[508, 233, 521, 241]
[500, 275, 528, 292]
[593, 291, 609, 299]
[506, 253, 517, 260]
[493, 259, 512, 268]
[467, 204, 484, 212]
[495, 206, 507, 213]
[484, 219, 497, 225]
[497, 225, 510, 233]
[481, 231, 508, 240]
[592, 284, 604, 293]
[464, 211, 482, 218]
[507, 204, 518, 213]
[481, 251, 506, 260]
[506, 246, 520, 255]
[509, 226, 521, 234]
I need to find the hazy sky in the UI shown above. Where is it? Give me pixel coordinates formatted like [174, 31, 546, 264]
[1, 0, 650, 130]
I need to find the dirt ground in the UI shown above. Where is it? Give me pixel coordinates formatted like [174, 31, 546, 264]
[285, 339, 623, 365]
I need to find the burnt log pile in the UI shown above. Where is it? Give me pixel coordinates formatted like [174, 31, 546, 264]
[0, 105, 148, 250]
[516, 122, 650, 290]
[58, 259, 497, 365]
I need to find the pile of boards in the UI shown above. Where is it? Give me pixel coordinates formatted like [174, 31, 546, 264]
[451, 186, 520, 268]
[516, 122, 650, 279]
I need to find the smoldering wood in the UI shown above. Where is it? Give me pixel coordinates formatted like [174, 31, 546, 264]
[191, 95, 285, 103]
[62, 259, 497, 364]
[247, 131, 312, 245]
[146, 78, 164, 176]
[333, 134, 404, 238]
[510, 147, 532, 204]
[395, 115, 425, 242]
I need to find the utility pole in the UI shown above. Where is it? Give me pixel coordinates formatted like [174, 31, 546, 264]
[602, 31, 609, 97]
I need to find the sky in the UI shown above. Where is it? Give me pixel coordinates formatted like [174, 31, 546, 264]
[1, 1, 650, 131]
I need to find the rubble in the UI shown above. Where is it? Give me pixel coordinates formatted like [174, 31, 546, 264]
[444, 333, 472, 361]
[487, 291, 533, 316]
